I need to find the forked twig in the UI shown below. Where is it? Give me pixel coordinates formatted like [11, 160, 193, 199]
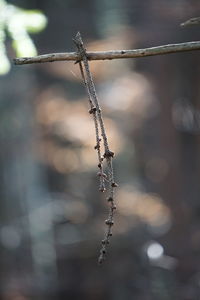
[73, 32, 118, 264]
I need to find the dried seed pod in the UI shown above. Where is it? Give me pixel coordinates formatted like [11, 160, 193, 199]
[105, 219, 114, 226]
[99, 186, 106, 192]
[107, 197, 113, 202]
[104, 150, 115, 158]
[102, 239, 109, 245]
[88, 107, 97, 114]
[97, 163, 102, 168]
[94, 144, 100, 150]
[97, 172, 107, 178]
[111, 182, 118, 187]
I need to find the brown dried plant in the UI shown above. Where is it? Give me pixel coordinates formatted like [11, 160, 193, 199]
[73, 32, 118, 264]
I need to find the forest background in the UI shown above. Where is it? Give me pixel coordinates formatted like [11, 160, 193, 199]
[1, 1, 200, 299]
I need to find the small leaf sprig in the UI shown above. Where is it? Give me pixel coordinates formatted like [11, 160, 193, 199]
[73, 32, 118, 264]
[0, 0, 47, 75]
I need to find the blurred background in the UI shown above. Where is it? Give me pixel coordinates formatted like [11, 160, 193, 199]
[1, 0, 200, 299]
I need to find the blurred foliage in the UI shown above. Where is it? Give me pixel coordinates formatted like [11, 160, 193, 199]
[0, 0, 47, 74]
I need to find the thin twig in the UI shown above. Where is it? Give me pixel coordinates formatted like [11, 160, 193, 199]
[14, 41, 200, 65]
[181, 17, 200, 27]
[73, 32, 117, 264]
[78, 61, 106, 192]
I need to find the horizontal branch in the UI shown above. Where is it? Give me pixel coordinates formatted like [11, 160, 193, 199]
[14, 41, 200, 65]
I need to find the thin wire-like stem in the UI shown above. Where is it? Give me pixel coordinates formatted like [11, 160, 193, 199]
[73, 32, 117, 264]
[78, 61, 106, 192]
[14, 41, 200, 65]
[181, 17, 200, 27]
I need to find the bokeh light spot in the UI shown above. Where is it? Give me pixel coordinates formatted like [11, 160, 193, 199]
[147, 242, 164, 260]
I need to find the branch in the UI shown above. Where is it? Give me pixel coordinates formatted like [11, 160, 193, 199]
[14, 41, 200, 65]
[181, 17, 200, 27]
[73, 32, 117, 264]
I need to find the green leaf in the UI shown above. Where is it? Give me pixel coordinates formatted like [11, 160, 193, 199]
[21, 10, 47, 33]
[0, 45, 10, 74]
[12, 36, 37, 57]
[0, 1, 47, 74]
